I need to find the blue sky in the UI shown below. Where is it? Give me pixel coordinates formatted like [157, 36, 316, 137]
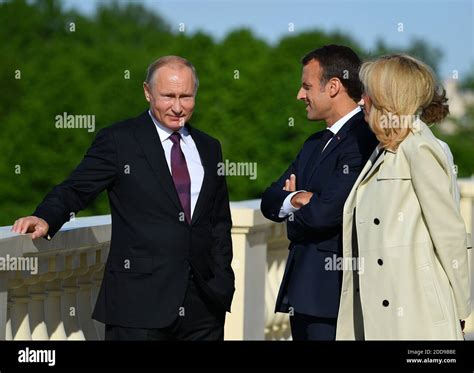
[63, 0, 473, 80]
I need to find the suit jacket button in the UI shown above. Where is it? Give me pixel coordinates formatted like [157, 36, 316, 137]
[383, 300, 389, 307]
[377, 259, 383, 266]
[374, 218, 380, 225]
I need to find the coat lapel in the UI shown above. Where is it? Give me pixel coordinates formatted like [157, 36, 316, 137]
[305, 111, 363, 185]
[360, 147, 388, 185]
[301, 131, 326, 186]
[133, 111, 183, 213]
[133, 111, 215, 225]
[343, 148, 380, 215]
[187, 126, 214, 225]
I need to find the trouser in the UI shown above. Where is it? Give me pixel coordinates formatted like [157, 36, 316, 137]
[105, 273, 226, 341]
[290, 312, 337, 341]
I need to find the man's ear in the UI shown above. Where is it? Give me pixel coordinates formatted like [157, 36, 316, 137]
[143, 82, 151, 102]
[364, 95, 372, 114]
[328, 78, 342, 98]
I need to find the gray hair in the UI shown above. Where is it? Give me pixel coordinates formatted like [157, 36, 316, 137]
[145, 55, 199, 94]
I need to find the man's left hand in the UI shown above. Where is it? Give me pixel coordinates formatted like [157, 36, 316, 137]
[283, 174, 313, 208]
[283, 174, 296, 192]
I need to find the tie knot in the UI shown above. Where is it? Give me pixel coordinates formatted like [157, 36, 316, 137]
[322, 129, 334, 142]
[169, 132, 181, 144]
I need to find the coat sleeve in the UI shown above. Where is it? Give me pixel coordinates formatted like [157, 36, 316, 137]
[32, 127, 118, 238]
[286, 150, 364, 239]
[436, 139, 461, 207]
[260, 153, 300, 222]
[407, 140, 471, 319]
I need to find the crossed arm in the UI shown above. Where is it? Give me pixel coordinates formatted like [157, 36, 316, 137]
[283, 174, 313, 208]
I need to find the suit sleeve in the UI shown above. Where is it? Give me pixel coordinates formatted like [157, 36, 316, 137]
[260, 153, 300, 222]
[287, 150, 364, 239]
[33, 127, 118, 238]
[407, 141, 471, 319]
[208, 141, 235, 310]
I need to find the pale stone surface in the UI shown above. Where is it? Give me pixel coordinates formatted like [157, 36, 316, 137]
[0, 181, 472, 340]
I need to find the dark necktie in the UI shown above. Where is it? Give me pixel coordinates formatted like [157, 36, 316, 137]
[169, 132, 191, 224]
[320, 129, 334, 153]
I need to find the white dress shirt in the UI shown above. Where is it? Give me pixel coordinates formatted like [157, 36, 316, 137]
[279, 106, 362, 218]
[149, 110, 204, 217]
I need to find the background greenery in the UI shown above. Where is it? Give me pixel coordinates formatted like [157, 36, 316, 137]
[1, 0, 473, 225]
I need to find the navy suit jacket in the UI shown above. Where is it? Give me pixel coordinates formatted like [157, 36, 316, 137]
[261, 111, 377, 318]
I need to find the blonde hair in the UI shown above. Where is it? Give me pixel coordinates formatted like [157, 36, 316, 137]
[359, 54, 449, 150]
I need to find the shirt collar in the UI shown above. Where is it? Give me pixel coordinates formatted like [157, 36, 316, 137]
[148, 110, 189, 145]
[327, 106, 361, 135]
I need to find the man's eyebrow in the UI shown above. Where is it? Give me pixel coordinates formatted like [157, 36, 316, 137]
[302, 82, 312, 87]
[159, 92, 193, 96]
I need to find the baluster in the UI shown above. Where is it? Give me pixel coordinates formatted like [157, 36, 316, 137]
[42, 257, 67, 340]
[60, 255, 85, 340]
[9, 276, 31, 340]
[27, 279, 49, 340]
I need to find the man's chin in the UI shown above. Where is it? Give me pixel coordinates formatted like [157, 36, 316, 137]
[164, 121, 186, 131]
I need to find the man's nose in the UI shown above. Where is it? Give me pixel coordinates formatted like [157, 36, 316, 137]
[171, 98, 182, 113]
[296, 87, 306, 101]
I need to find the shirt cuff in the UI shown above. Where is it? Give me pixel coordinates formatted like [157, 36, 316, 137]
[278, 190, 306, 218]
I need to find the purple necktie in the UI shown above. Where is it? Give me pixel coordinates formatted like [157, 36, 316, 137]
[169, 132, 191, 224]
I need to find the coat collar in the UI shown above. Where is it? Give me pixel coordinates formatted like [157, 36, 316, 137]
[147, 109, 191, 145]
[359, 119, 426, 183]
[360, 146, 386, 184]
[132, 110, 212, 225]
[305, 110, 364, 184]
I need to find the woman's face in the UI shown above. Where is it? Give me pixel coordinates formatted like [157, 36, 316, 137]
[358, 93, 372, 123]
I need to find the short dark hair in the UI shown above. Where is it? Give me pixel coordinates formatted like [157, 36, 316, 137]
[302, 45, 363, 102]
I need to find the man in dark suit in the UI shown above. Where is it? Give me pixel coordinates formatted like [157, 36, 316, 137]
[12, 56, 235, 340]
[260, 45, 377, 340]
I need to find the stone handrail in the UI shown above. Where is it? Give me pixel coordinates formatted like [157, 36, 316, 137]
[0, 178, 473, 340]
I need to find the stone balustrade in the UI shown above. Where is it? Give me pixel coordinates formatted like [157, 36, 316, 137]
[0, 178, 473, 340]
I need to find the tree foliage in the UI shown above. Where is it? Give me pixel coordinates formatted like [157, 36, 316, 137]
[1, 0, 472, 225]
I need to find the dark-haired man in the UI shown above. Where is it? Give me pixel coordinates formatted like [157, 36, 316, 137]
[261, 45, 378, 340]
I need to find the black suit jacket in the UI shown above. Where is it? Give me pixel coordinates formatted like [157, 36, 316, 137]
[260, 111, 377, 318]
[33, 111, 235, 329]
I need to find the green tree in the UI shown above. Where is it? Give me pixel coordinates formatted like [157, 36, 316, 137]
[0, 0, 472, 226]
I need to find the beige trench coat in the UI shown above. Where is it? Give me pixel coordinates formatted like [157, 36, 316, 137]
[336, 120, 471, 340]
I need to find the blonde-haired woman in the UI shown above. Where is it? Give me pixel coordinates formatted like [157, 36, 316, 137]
[336, 54, 471, 340]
